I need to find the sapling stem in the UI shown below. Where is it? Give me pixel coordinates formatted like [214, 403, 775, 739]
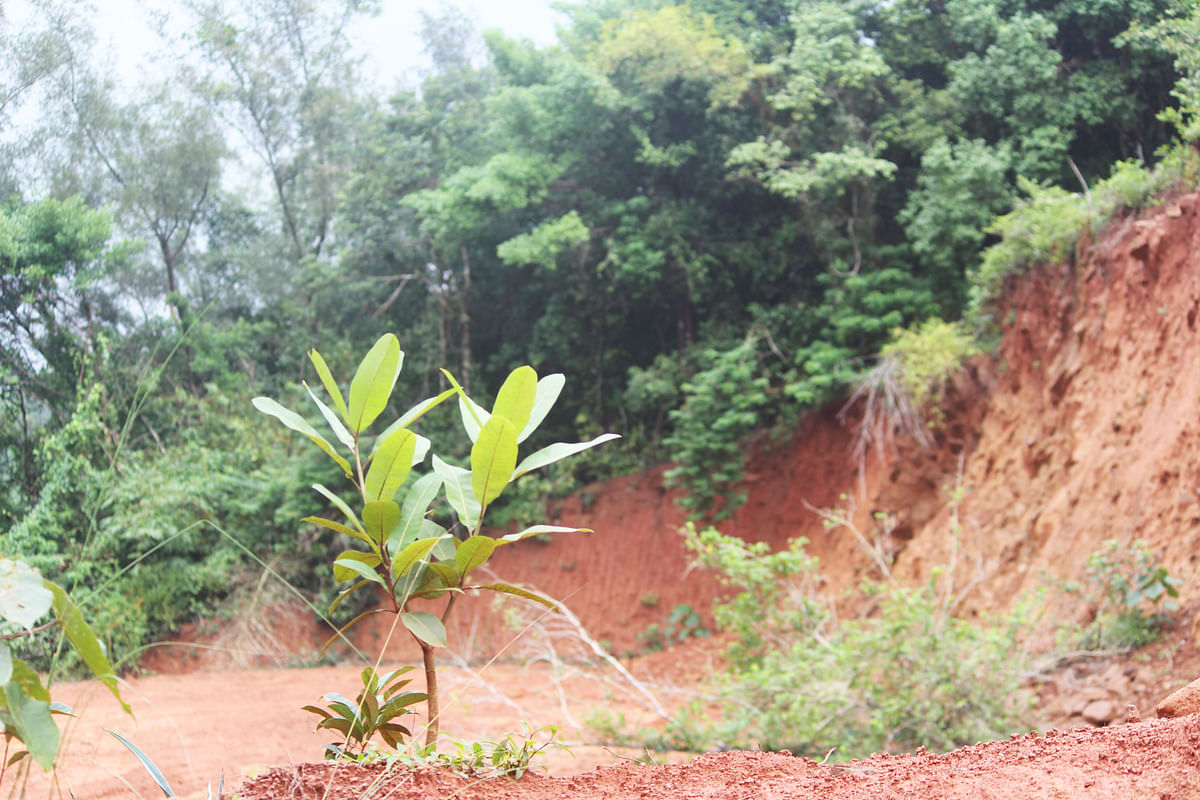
[420, 641, 439, 747]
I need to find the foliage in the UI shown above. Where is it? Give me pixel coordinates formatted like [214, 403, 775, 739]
[397, 723, 568, 779]
[679, 523, 1034, 758]
[0, 557, 129, 776]
[664, 336, 769, 520]
[255, 333, 616, 750]
[637, 603, 710, 653]
[878, 319, 978, 410]
[303, 666, 426, 759]
[1075, 539, 1182, 650]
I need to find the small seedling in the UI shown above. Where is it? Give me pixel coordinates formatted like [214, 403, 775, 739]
[303, 666, 427, 759]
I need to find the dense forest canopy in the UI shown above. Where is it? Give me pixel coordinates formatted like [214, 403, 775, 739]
[0, 0, 1195, 669]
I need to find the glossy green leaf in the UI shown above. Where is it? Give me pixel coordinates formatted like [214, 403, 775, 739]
[491, 366, 538, 435]
[471, 416, 518, 507]
[519, 373, 565, 443]
[304, 381, 354, 450]
[371, 389, 456, 454]
[302, 516, 374, 548]
[333, 556, 385, 586]
[107, 729, 174, 797]
[362, 501, 401, 549]
[513, 433, 621, 479]
[46, 581, 130, 714]
[312, 484, 364, 534]
[364, 428, 416, 502]
[475, 583, 560, 612]
[427, 522, 455, 560]
[455, 536, 496, 579]
[5, 683, 58, 769]
[431, 456, 480, 528]
[251, 397, 353, 477]
[498, 524, 592, 545]
[457, 393, 490, 443]
[391, 473, 443, 552]
[331, 551, 381, 583]
[392, 536, 444, 579]
[309, 348, 349, 421]
[401, 611, 446, 647]
[348, 334, 403, 434]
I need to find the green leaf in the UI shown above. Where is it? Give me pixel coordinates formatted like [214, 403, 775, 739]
[309, 348, 349, 421]
[457, 394, 490, 444]
[431, 456, 480, 528]
[331, 551, 381, 583]
[471, 416, 519, 507]
[455, 536, 496, 579]
[491, 366, 538, 435]
[392, 536, 444, 579]
[475, 583, 560, 612]
[0, 558, 52, 630]
[371, 389, 456, 454]
[312, 484, 365, 534]
[0, 642, 11, 685]
[107, 729, 174, 797]
[5, 683, 58, 770]
[252, 397, 353, 477]
[333, 557, 385, 586]
[392, 473, 443, 551]
[401, 611, 446, 647]
[302, 516, 374, 548]
[362, 501, 401, 550]
[364, 428, 417, 502]
[304, 381, 354, 450]
[10, 659, 49, 702]
[426, 522, 455, 560]
[45, 581, 130, 715]
[519, 373, 565, 443]
[301, 704, 333, 721]
[348, 334, 403, 434]
[513, 433, 621, 479]
[328, 580, 371, 615]
[497, 524, 592, 545]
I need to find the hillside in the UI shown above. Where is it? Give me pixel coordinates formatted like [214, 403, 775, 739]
[469, 193, 1200, 662]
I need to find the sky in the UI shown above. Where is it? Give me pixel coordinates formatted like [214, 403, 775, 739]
[8, 0, 567, 91]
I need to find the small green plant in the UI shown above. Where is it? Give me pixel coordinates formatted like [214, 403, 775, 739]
[303, 666, 427, 759]
[0, 557, 130, 781]
[255, 333, 617, 751]
[399, 724, 568, 779]
[1077, 539, 1182, 650]
[680, 523, 1034, 758]
[637, 604, 710, 653]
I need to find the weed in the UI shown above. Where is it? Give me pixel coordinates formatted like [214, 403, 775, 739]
[637, 604, 710, 653]
[1075, 539, 1182, 650]
[675, 523, 1034, 758]
[397, 724, 569, 779]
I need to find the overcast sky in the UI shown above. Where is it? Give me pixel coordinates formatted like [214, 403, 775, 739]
[8, 0, 567, 90]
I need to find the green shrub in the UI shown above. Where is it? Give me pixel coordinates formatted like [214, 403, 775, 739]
[637, 603, 710, 653]
[679, 524, 1034, 758]
[1074, 539, 1182, 651]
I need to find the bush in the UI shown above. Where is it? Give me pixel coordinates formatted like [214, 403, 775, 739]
[1073, 539, 1182, 651]
[679, 524, 1034, 758]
